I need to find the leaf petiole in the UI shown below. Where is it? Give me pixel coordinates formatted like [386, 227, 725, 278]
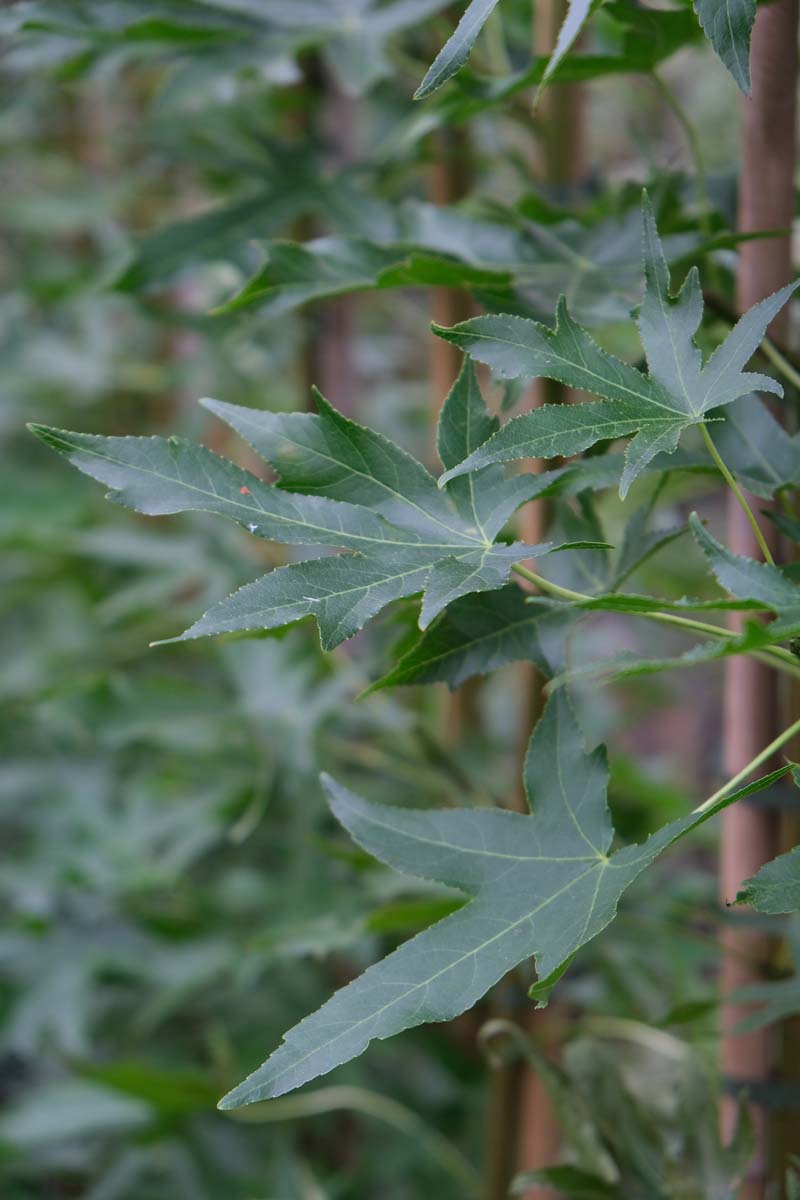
[758, 336, 800, 394]
[699, 422, 775, 565]
[694, 715, 800, 815]
[510, 562, 800, 678]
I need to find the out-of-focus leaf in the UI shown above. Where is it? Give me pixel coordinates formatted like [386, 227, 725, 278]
[512, 1165, 616, 1198]
[218, 198, 707, 328]
[0, 1079, 151, 1148]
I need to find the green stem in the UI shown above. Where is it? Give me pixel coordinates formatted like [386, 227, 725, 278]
[693, 713, 800, 815]
[700, 422, 775, 565]
[651, 70, 713, 240]
[510, 562, 800, 678]
[758, 335, 800, 393]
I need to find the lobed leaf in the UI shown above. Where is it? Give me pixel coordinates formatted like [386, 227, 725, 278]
[436, 195, 798, 497]
[367, 587, 574, 692]
[689, 514, 800, 636]
[712, 396, 800, 499]
[736, 846, 800, 914]
[218, 692, 789, 1106]
[31, 373, 592, 649]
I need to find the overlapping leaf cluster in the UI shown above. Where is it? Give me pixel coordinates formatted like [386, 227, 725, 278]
[31, 189, 800, 1109]
[19, 0, 800, 1141]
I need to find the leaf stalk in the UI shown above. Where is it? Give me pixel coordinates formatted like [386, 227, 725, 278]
[699, 422, 775, 565]
[694, 716, 800, 815]
[510, 562, 800, 678]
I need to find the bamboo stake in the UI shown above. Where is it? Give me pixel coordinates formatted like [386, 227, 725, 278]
[512, 6, 584, 1198]
[722, 4, 799, 1194]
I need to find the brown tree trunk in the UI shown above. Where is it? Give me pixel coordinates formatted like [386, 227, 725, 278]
[298, 63, 361, 416]
[722, 3, 799, 1195]
[315, 74, 361, 415]
[513, 6, 584, 1198]
[428, 127, 473, 450]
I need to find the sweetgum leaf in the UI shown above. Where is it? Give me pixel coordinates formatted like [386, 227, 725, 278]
[537, 1, 600, 97]
[436, 194, 798, 497]
[218, 198, 707, 328]
[415, 0, 501, 99]
[693, 0, 755, 93]
[30, 377, 582, 649]
[367, 587, 573, 692]
[218, 692, 789, 1106]
[689, 514, 800, 637]
[712, 396, 800, 499]
[26, 426, 414, 552]
[737, 845, 800, 915]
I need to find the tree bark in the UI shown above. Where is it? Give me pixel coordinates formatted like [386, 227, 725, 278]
[722, 3, 799, 1195]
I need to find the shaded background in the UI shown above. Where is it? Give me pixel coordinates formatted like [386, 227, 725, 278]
[1, 3, 796, 1197]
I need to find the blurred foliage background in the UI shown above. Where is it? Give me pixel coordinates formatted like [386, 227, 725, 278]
[1, 3, 797, 1197]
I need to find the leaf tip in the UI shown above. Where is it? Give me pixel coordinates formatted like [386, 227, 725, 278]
[216, 1087, 243, 1112]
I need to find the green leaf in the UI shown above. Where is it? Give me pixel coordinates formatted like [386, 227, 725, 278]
[201, 389, 466, 540]
[512, 1165, 616, 1198]
[116, 191, 308, 293]
[173, 550, 436, 652]
[693, 0, 755, 93]
[436, 194, 798, 497]
[736, 795, 800, 912]
[546, 617, 778, 689]
[217, 198, 710, 328]
[419, 541, 548, 627]
[438, 361, 561, 541]
[367, 587, 573, 692]
[31, 377, 583, 649]
[218, 692, 789, 1105]
[26, 425, 422, 553]
[712, 396, 800, 499]
[214, 237, 416, 316]
[537, 0, 600, 97]
[415, 0, 501, 99]
[690, 513, 800, 636]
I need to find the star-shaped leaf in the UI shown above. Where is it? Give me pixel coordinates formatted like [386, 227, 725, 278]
[690, 514, 800, 638]
[29, 369, 591, 649]
[369, 464, 696, 694]
[218, 691, 788, 1107]
[436, 194, 798, 497]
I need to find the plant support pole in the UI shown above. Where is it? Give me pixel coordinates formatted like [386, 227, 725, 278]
[723, 2, 799, 1193]
[513, 5, 584, 1198]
